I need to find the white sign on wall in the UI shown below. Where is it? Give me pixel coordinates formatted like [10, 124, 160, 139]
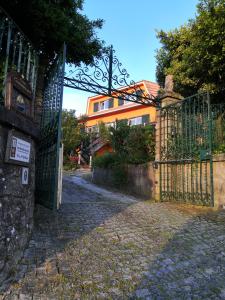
[9, 136, 31, 163]
[21, 167, 29, 185]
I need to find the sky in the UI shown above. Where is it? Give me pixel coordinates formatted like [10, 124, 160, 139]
[63, 0, 199, 116]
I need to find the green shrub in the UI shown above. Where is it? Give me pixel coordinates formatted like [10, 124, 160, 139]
[125, 124, 155, 164]
[63, 156, 78, 171]
[92, 152, 118, 169]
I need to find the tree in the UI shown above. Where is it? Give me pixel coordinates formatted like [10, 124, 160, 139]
[156, 0, 225, 96]
[1, 0, 104, 70]
[62, 109, 82, 156]
[97, 121, 156, 164]
[62, 109, 91, 168]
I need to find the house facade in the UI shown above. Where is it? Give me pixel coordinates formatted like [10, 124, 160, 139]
[85, 80, 160, 133]
[82, 80, 159, 157]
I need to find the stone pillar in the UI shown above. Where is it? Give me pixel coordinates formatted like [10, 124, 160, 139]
[0, 108, 39, 288]
[154, 76, 183, 201]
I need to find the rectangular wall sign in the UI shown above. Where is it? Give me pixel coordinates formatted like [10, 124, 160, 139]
[9, 136, 31, 163]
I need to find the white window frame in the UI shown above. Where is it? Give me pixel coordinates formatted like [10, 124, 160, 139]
[105, 122, 115, 128]
[99, 99, 110, 111]
[124, 95, 131, 105]
[129, 116, 142, 126]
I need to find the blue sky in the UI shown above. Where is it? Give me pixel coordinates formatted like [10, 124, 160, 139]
[63, 0, 199, 116]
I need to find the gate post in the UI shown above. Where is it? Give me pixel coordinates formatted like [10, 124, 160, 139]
[154, 75, 183, 201]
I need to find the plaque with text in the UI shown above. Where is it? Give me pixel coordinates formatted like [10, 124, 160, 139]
[5, 131, 32, 166]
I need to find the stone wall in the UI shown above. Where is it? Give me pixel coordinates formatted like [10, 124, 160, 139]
[0, 108, 39, 289]
[93, 162, 155, 199]
[213, 154, 225, 208]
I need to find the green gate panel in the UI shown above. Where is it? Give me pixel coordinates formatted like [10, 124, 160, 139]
[35, 45, 66, 210]
[159, 93, 214, 206]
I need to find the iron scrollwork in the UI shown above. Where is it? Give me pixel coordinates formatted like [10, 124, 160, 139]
[64, 46, 158, 106]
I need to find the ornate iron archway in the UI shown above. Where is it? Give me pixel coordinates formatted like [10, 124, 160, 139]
[64, 46, 159, 106]
[37, 45, 159, 210]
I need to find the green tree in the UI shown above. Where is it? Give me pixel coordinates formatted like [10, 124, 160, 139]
[1, 0, 104, 70]
[109, 120, 130, 159]
[97, 121, 155, 165]
[62, 109, 81, 156]
[98, 122, 111, 143]
[1, 1, 104, 122]
[62, 109, 91, 168]
[124, 125, 155, 163]
[156, 0, 225, 96]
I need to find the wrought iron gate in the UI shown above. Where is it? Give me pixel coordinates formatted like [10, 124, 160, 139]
[35, 44, 158, 210]
[159, 93, 214, 206]
[35, 45, 66, 210]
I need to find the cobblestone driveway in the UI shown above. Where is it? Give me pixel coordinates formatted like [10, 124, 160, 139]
[2, 175, 225, 299]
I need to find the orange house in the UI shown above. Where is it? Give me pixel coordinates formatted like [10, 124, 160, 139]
[84, 80, 159, 156]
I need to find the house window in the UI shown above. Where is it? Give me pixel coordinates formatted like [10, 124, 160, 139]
[118, 96, 124, 106]
[142, 114, 150, 125]
[93, 102, 99, 112]
[129, 116, 142, 126]
[99, 98, 114, 111]
[100, 101, 107, 110]
[129, 114, 150, 126]
[124, 95, 131, 105]
[105, 122, 115, 128]
[92, 125, 99, 133]
[118, 96, 130, 106]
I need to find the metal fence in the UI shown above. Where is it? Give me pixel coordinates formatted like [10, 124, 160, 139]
[159, 93, 214, 206]
[0, 7, 38, 104]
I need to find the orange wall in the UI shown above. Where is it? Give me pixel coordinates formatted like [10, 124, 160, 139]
[87, 95, 144, 116]
[86, 82, 156, 127]
[86, 106, 156, 127]
[86, 83, 149, 116]
[96, 144, 113, 157]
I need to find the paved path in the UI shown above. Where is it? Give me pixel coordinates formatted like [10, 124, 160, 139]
[2, 175, 225, 299]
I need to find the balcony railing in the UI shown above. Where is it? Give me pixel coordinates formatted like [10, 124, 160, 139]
[0, 7, 38, 105]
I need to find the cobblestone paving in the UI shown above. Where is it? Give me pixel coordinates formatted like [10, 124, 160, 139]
[2, 175, 225, 299]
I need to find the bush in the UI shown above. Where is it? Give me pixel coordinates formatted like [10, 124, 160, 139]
[125, 125, 155, 164]
[93, 122, 155, 188]
[93, 153, 128, 187]
[92, 152, 118, 169]
[63, 156, 78, 171]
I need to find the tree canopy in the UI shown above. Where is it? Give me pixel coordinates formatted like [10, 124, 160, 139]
[1, 0, 104, 68]
[156, 0, 225, 96]
[97, 121, 156, 165]
[62, 109, 82, 156]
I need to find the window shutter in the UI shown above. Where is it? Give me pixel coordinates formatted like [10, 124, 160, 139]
[142, 114, 150, 125]
[118, 97, 124, 106]
[108, 98, 114, 108]
[93, 102, 99, 112]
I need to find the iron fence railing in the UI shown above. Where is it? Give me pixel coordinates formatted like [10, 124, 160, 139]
[159, 92, 214, 206]
[159, 93, 212, 162]
[0, 7, 38, 105]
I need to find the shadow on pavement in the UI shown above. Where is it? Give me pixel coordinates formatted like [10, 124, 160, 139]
[130, 208, 225, 299]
